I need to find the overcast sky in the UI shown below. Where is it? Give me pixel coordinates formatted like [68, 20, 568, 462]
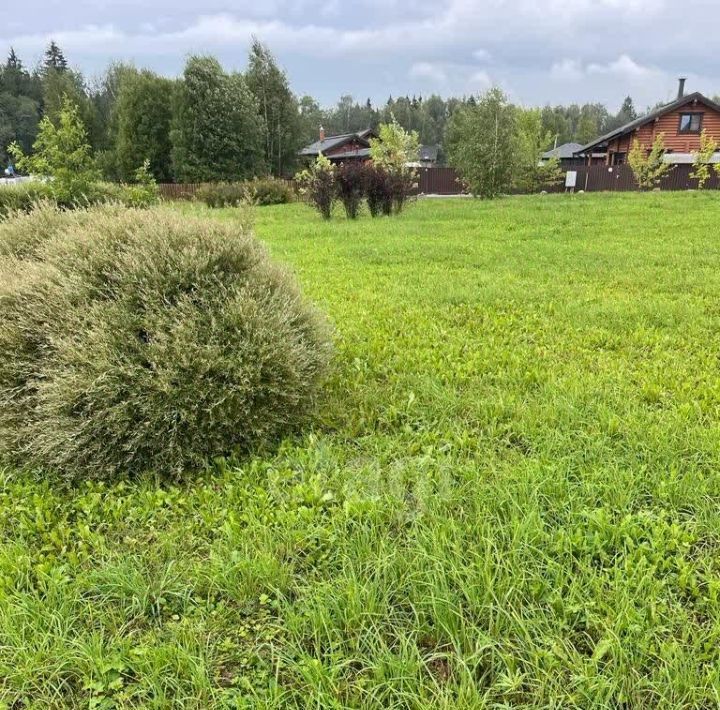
[1, 0, 717, 111]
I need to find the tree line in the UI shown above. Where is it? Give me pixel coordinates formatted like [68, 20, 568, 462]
[0, 39, 662, 183]
[0, 39, 305, 182]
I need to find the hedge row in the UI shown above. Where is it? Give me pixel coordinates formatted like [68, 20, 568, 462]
[0, 180, 158, 219]
[196, 178, 295, 208]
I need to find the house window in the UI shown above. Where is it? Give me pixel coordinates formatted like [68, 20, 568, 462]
[678, 112, 703, 134]
[612, 152, 626, 166]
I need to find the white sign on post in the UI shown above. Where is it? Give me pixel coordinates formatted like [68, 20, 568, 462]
[565, 171, 577, 189]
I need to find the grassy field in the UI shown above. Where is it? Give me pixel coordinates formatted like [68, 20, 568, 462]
[4, 192, 720, 707]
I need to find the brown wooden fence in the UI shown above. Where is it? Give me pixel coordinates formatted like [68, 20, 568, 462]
[158, 183, 205, 200]
[557, 164, 720, 192]
[158, 164, 717, 201]
[416, 167, 465, 195]
[414, 164, 718, 195]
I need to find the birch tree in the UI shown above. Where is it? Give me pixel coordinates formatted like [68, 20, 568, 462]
[445, 87, 516, 198]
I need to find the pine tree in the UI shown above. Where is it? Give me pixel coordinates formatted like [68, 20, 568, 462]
[43, 41, 68, 72]
[619, 96, 637, 122]
[6, 48, 21, 70]
[0, 48, 42, 165]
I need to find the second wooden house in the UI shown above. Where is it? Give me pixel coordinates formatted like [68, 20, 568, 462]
[576, 79, 720, 166]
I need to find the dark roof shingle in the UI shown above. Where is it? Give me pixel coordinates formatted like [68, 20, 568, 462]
[542, 142, 583, 159]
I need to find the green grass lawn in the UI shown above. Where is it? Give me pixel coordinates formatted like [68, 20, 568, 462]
[4, 192, 720, 707]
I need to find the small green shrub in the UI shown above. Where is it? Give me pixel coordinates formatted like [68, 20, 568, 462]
[119, 159, 161, 208]
[0, 204, 331, 479]
[246, 177, 294, 206]
[9, 97, 101, 206]
[0, 178, 159, 221]
[197, 179, 294, 209]
[628, 134, 673, 190]
[0, 181, 53, 218]
[78, 181, 125, 207]
[196, 182, 248, 208]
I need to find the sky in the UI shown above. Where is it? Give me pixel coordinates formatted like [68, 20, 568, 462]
[1, 0, 717, 111]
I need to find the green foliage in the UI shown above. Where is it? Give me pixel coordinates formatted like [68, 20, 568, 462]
[41, 67, 87, 125]
[43, 41, 68, 73]
[9, 97, 100, 205]
[39, 44, 103, 150]
[196, 182, 250, 208]
[298, 94, 326, 145]
[113, 68, 174, 182]
[537, 156, 564, 191]
[171, 56, 266, 183]
[1, 78, 158, 214]
[119, 159, 160, 208]
[0, 181, 53, 218]
[0, 179, 157, 221]
[370, 117, 419, 212]
[5, 194, 720, 705]
[541, 102, 616, 146]
[245, 39, 302, 176]
[616, 95, 638, 125]
[690, 130, 718, 189]
[0, 205, 331, 480]
[370, 116, 420, 172]
[0, 51, 42, 166]
[246, 177, 295, 206]
[513, 108, 564, 193]
[296, 153, 336, 219]
[628, 133, 672, 190]
[196, 178, 293, 208]
[446, 87, 517, 198]
[323, 94, 378, 136]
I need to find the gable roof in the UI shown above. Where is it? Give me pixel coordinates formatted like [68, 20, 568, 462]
[576, 92, 720, 154]
[299, 128, 377, 157]
[542, 142, 583, 160]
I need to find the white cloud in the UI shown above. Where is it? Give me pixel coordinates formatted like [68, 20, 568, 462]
[468, 70, 492, 90]
[587, 54, 655, 78]
[0, 0, 715, 108]
[409, 61, 447, 82]
[551, 55, 660, 82]
[550, 59, 583, 81]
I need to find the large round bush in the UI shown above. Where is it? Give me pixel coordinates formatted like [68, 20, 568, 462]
[0, 205, 331, 479]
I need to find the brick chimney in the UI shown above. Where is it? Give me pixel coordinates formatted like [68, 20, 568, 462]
[678, 77, 687, 99]
[319, 125, 326, 142]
